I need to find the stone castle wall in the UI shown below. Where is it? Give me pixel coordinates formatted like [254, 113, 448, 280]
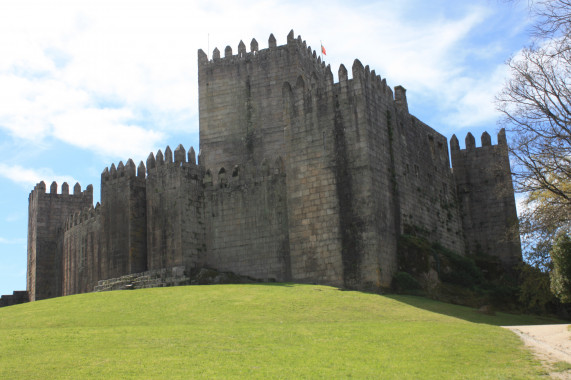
[25, 30, 522, 301]
[451, 130, 522, 264]
[145, 145, 204, 272]
[28, 182, 92, 301]
[203, 159, 291, 281]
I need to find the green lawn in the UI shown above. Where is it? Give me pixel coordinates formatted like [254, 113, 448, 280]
[0, 284, 561, 379]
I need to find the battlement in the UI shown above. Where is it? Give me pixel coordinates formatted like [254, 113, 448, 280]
[30, 181, 93, 200]
[343, 59, 395, 101]
[101, 158, 145, 182]
[146, 145, 199, 171]
[200, 30, 396, 103]
[63, 202, 102, 231]
[450, 128, 508, 151]
[199, 30, 328, 72]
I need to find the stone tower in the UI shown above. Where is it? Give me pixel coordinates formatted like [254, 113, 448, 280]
[27, 181, 92, 301]
[450, 129, 522, 265]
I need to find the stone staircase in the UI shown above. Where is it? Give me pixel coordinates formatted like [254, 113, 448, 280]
[94, 266, 190, 292]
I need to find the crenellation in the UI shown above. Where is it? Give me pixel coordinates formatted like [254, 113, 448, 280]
[287, 29, 295, 44]
[198, 48, 207, 63]
[110, 163, 117, 178]
[212, 47, 220, 60]
[102, 167, 109, 180]
[250, 38, 258, 52]
[238, 40, 246, 57]
[450, 134, 460, 151]
[126, 159, 136, 177]
[452, 129, 508, 151]
[165, 146, 173, 164]
[268, 33, 276, 48]
[188, 147, 196, 165]
[62, 182, 69, 195]
[37, 180, 46, 193]
[137, 161, 146, 178]
[50, 181, 57, 194]
[394, 85, 408, 113]
[146, 152, 156, 172]
[338, 64, 348, 83]
[156, 149, 164, 165]
[117, 161, 125, 177]
[174, 144, 186, 165]
[465, 132, 476, 150]
[224, 45, 232, 58]
[498, 128, 507, 145]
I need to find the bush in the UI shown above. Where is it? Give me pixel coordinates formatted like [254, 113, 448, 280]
[519, 263, 557, 314]
[550, 232, 571, 303]
[397, 235, 432, 274]
[392, 271, 422, 293]
[433, 243, 482, 288]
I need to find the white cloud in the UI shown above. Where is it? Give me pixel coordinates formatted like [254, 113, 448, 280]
[0, 0, 528, 160]
[0, 163, 77, 189]
[51, 108, 165, 158]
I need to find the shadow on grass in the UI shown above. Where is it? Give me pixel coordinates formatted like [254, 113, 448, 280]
[249, 282, 296, 287]
[384, 293, 568, 326]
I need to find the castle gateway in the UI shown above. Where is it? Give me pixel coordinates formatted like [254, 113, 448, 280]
[26, 31, 521, 301]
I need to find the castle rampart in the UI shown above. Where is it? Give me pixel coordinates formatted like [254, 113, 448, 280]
[203, 158, 291, 282]
[146, 145, 204, 273]
[28, 181, 92, 301]
[25, 30, 522, 300]
[450, 129, 521, 264]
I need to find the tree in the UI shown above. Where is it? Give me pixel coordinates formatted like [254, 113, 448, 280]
[496, 0, 571, 243]
[497, 1, 570, 309]
[550, 231, 571, 302]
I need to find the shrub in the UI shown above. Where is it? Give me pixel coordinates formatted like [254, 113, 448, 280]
[550, 232, 571, 303]
[392, 271, 422, 293]
[397, 235, 432, 274]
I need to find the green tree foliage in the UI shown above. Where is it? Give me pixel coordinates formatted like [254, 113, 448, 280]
[519, 263, 557, 313]
[550, 232, 571, 302]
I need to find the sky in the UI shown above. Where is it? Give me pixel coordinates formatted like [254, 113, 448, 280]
[0, 0, 533, 296]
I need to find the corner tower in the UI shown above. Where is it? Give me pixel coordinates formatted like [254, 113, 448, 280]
[450, 129, 522, 265]
[27, 181, 92, 301]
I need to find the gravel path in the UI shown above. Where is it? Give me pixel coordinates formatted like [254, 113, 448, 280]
[503, 324, 571, 379]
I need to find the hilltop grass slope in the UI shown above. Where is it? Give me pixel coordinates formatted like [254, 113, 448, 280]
[0, 284, 558, 379]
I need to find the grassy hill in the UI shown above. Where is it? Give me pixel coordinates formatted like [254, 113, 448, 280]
[0, 284, 561, 379]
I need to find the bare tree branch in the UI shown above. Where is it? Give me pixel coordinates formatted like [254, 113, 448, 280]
[496, 0, 571, 244]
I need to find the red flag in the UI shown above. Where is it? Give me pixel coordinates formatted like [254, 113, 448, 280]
[321, 44, 326, 56]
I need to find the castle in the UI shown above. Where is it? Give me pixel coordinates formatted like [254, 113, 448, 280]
[24, 31, 522, 302]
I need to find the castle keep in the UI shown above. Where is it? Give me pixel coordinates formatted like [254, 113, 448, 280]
[26, 31, 522, 301]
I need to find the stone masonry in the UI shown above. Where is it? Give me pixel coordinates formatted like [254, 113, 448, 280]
[24, 30, 522, 301]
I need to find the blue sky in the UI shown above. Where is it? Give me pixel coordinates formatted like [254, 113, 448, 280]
[0, 0, 532, 295]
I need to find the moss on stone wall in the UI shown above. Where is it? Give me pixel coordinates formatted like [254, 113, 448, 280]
[395, 233, 519, 310]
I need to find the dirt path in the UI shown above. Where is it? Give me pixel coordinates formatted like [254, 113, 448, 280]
[503, 324, 571, 379]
